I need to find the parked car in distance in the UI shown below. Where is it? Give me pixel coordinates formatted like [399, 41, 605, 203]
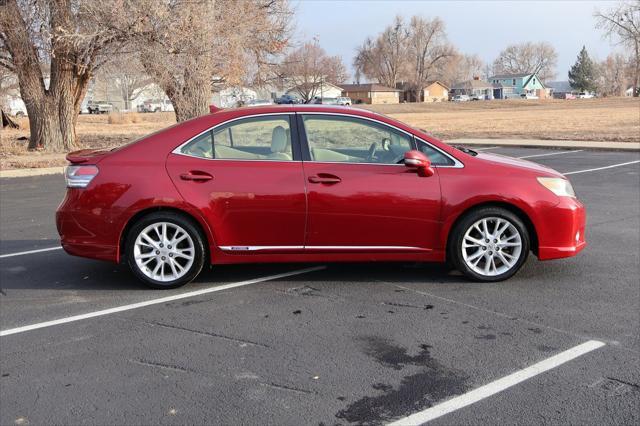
[58, 105, 586, 289]
[520, 93, 539, 100]
[7, 101, 27, 117]
[471, 94, 485, 101]
[336, 97, 352, 105]
[578, 92, 594, 99]
[246, 99, 274, 106]
[310, 97, 338, 105]
[452, 95, 470, 102]
[87, 101, 114, 114]
[138, 99, 175, 113]
[274, 94, 300, 104]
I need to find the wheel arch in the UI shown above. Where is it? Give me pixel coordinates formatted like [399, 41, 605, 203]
[445, 201, 539, 259]
[118, 206, 213, 263]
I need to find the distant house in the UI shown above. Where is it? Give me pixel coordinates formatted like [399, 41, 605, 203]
[489, 72, 546, 99]
[285, 82, 343, 100]
[397, 81, 449, 102]
[450, 78, 494, 100]
[211, 86, 258, 108]
[546, 81, 576, 99]
[341, 83, 400, 104]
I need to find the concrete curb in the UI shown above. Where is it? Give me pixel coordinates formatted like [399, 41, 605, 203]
[0, 167, 64, 179]
[448, 138, 640, 151]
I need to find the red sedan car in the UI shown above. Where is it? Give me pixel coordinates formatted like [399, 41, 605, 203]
[57, 105, 586, 288]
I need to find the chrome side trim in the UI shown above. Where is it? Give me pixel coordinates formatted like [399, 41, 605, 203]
[305, 246, 429, 251]
[170, 111, 464, 168]
[219, 245, 429, 252]
[219, 246, 304, 251]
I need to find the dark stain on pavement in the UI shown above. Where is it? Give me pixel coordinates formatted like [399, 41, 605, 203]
[335, 337, 468, 425]
[475, 334, 497, 340]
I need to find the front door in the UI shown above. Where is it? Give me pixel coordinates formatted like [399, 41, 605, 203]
[166, 114, 306, 252]
[298, 114, 442, 252]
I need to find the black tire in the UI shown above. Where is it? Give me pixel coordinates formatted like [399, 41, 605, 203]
[125, 211, 207, 289]
[449, 207, 530, 282]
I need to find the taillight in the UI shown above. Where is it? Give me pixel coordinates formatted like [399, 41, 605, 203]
[65, 165, 99, 188]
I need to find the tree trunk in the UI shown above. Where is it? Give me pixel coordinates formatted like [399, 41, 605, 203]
[25, 98, 64, 151]
[171, 83, 210, 122]
[1, 0, 84, 152]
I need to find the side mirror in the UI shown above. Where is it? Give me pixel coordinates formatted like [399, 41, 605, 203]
[404, 150, 434, 177]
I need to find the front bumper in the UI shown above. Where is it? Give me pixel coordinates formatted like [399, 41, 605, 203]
[536, 197, 587, 260]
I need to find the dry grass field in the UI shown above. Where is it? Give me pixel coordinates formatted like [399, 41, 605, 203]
[0, 97, 638, 170]
[364, 97, 639, 142]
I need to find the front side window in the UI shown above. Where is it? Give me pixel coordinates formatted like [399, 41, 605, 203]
[180, 115, 293, 161]
[416, 140, 455, 166]
[302, 115, 412, 164]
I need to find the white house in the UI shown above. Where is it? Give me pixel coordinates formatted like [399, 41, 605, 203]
[285, 82, 343, 99]
[211, 86, 258, 108]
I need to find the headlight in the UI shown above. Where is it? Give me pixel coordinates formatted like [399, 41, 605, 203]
[537, 177, 576, 197]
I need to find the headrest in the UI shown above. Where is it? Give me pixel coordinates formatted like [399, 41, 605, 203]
[271, 126, 287, 153]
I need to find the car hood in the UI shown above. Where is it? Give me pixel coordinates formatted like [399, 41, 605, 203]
[475, 152, 564, 177]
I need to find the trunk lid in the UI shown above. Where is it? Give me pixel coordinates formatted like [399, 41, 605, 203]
[66, 149, 113, 164]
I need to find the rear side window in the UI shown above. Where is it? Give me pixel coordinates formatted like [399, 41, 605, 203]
[212, 115, 293, 161]
[178, 116, 294, 161]
[180, 131, 213, 159]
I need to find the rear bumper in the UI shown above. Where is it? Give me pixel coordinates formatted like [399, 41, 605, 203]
[56, 191, 119, 263]
[536, 197, 587, 260]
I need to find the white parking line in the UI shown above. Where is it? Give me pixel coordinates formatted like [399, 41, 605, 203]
[564, 160, 640, 175]
[518, 149, 583, 159]
[388, 340, 606, 425]
[0, 246, 62, 259]
[0, 266, 325, 337]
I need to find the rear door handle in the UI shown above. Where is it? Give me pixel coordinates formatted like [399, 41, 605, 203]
[180, 171, 213, 182]
[308, 174, 341, 184]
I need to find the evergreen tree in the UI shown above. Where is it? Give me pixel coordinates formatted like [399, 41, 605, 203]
[568, 46, 598, 93]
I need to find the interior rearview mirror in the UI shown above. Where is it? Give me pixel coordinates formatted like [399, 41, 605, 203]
[404, 150, 434, 177]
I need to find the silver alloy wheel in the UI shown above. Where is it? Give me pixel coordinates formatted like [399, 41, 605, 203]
[133, 222, 195, 282]
[461, 216, 522, 277]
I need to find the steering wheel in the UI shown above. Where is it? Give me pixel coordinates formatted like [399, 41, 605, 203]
[367, 142, 378, 162]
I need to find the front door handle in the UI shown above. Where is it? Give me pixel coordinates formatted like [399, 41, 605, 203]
[308, 174, 341, 184]
[180, 171, 213, 182]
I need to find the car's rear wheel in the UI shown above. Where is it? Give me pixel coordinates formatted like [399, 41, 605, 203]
[450, 207, 529, 282]
[126, 212, 206, 289]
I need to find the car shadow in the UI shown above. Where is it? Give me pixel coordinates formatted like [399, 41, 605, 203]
[1, 239, 543, 292]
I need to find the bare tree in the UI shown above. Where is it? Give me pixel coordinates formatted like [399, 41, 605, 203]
[598, 53, 633, 96]
[595, 1, 640, 96]
[406, 16, 455, 101]
[279, 41, 347, 103]
[93, 0, 291, 122]
[0, 0, 130, 151]
[354, 16, 409, 88]
[492, 42, 558, 82]
[438, 53, 485, 86]
[98, 58, 152, 111]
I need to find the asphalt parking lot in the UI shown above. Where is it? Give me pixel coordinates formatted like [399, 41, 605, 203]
[1, 146, 639, 425]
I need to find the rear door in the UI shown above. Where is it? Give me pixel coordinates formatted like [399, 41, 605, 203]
[166, 114, 307, 252]
[298, 113, 443, 251]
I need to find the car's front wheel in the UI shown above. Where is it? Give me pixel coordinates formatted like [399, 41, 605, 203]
[125, 212, 206, 289]
[449, 207, 530, 282]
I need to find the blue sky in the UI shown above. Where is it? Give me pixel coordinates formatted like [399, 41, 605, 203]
[293, 0, 621, 82]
